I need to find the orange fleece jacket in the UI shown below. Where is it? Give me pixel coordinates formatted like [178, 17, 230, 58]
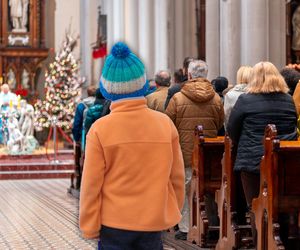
[79, 98, 185, 239]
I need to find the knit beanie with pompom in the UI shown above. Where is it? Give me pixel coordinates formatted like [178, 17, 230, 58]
[100, 42, 149, 101]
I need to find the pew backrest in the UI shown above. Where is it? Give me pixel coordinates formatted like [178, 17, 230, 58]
[192, 125, 224, 198]
[189, 125, 224, 247]
[252, 124, 300, 250]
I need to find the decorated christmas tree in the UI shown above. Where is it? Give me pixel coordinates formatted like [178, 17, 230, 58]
[34, 33, 84, 131]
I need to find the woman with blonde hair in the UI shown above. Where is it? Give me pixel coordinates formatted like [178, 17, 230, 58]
[226, 61, 297, 246]
[224, 66, 253, 126]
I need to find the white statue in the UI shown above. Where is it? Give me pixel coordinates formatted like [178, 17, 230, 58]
[7, 114, 24, 154]
[0, 83, 18, 111]
[7, 69, 16, 89]
[21, 69, 30, 89]
[19, 100, 34, 137]
[9, 0, 28, 32]
[292, 6, 300, 50]
[22, 0, 29, 30]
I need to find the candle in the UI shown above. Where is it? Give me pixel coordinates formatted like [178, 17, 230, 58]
[17, 95, 21, 109]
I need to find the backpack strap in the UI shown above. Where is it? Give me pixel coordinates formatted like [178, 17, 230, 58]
[101, 100, 111, 116]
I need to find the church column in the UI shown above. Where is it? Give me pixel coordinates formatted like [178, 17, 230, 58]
[80, 0, 92, 86]
[124, 0, 139, 54]
[106, 0, 114, 51]
[241, 0, 268, 66]
[220, 0, 241, 84]
[90, 0, 103, 85]
[183, 0, 197, 60]
[206, 0, 220, 80]
[268, 0, 286, 69]
[113, 0, 125, 43]
[154, 0, 169, 72]
[138, 0, 155, 78]
[172, 0, 185, 73]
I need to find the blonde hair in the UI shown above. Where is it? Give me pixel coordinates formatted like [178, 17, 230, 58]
[236, 66, 253, 84]
[247, 62, 289, 94]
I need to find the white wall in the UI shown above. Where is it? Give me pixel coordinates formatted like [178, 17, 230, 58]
[55, 0, 81, 58]
[37, 0, 81, 99]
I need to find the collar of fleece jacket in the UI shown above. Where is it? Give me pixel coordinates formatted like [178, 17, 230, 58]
[110, 97, 148, 113]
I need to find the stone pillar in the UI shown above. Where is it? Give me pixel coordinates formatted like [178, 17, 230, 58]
[106, 0, 114, 52]
[154, 0, 169, 72]
[169, 0, 198, 77]
[138, 0, 155, 78]
[80, 0, 92, 86]
[124, 0, 139, 54]
[113, 0, 125, 43]
[183, 0, 197, 60]
[241, 0, 268, 66]
[206, 0, 220, 81]
[220, 0, 241, 84]
[169, 0, 185, 74]
[268, 0, 286, 69]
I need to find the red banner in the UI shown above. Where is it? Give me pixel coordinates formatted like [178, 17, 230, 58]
[92, 44, 107, 59]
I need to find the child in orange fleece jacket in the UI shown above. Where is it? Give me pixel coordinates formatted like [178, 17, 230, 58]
[79, 42, 185, 250]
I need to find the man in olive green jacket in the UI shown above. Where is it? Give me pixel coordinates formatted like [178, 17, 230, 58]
[146, 70, 171, 113]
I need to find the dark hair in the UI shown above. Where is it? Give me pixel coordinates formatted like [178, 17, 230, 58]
[211, 76, 228, 95]
[183, 57, 194, 73]
[155, 71, 171, 87]
[87, 85, 97, 97]
[174, 69, 185, 83]
[280, 67, 300, 95]
[95, 88, 104, 99]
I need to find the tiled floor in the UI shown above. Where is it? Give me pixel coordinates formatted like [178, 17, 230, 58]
[0, 179, 204, 250]
[0, 179, 97, 250]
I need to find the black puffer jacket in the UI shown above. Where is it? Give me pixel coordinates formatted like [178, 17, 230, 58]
[227, 93, 297, 173]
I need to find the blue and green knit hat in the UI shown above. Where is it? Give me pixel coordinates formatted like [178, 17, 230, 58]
[100, 42, 149, 101]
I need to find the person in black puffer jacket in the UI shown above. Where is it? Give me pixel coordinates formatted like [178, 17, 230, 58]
[164, 57, 194, 109]
[227, 61, 298, 247]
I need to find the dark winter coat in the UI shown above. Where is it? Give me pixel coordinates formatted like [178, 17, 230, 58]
[72, 97, 95, 142]
[84, 99, 110, 135]
[227, 93, 297, 173]
[164, 84, 182, 110]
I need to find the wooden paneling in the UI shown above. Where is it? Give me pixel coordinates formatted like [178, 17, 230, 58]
[0, 0, 48, 101]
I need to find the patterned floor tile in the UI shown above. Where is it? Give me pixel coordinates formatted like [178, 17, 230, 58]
[0, 179, 205, 250]
[0, 179, 97, 249]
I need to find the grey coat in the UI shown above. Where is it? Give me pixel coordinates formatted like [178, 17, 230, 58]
[224, 83, 247, 127]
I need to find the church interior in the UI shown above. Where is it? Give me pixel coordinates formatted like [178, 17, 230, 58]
[0, 0, 300, 249]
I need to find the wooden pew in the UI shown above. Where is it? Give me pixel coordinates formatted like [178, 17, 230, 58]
[252, 124, 300, 250]
[215, 135, 251, 249]
[188, 125, 224, 247]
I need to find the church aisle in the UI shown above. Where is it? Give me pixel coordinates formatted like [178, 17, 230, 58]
[0, 179, 97, 250]
[0, 179, 207, 250]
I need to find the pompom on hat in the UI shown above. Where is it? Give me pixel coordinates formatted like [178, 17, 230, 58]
[100, 42, 149, 101]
